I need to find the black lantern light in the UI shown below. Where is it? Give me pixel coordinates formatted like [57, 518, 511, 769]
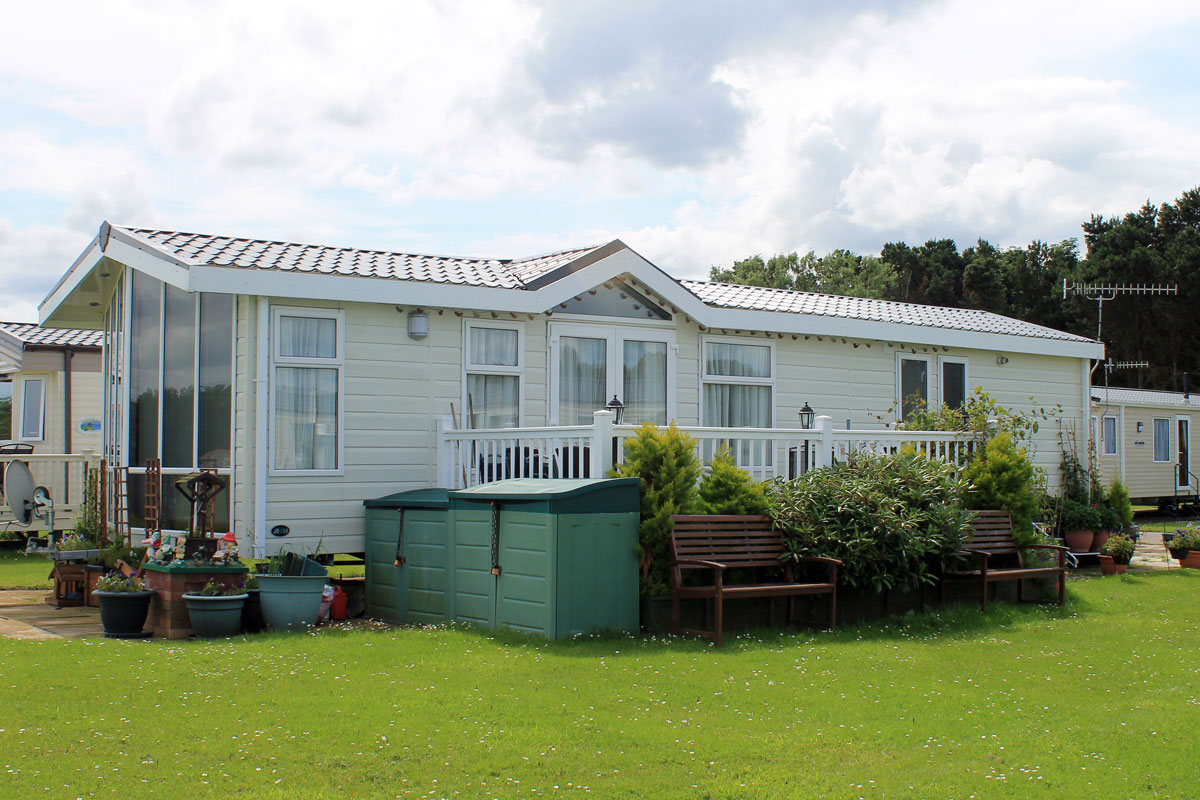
[606, 395, 625, 424]
[799, 401, 815, 430]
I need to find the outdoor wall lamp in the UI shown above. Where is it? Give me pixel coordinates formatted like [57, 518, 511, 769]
[799, 402, 815, 430]
[1137, 421, 1144, 432]
[996, 355, 1010, 365]
[407, 310, 429, 340]
[606, 395, 625, 424]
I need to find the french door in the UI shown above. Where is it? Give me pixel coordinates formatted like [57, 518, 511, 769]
[549, 323, 675, 426]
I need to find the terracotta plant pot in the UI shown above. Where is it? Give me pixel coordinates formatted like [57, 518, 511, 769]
[1098, 555, 1116, 575]
[1092, 530, 1111, 551]
[1180, 550, 1200, 569]
[1115, 563, 1128, 574]
[1063, 529, 1094, 553]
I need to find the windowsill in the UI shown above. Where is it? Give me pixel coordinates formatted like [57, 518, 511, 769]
[268, 468, 346, 478]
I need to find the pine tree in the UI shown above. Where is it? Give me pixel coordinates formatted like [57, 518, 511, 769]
[695, 445, 768, 515]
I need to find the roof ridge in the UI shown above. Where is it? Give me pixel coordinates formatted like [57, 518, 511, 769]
[684, 279, 1004, 316]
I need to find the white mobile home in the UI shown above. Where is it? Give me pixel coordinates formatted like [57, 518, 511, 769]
[1092, 386, 1200, 510]
[40, 222, 1104, 556]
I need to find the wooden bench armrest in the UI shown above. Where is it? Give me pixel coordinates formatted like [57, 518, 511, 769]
[795, 556, 842, 566]
[671, 558, 728, 571]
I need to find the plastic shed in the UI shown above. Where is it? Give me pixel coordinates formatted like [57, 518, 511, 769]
[362, 488, 451, 624]
[448, 478, 640, 638]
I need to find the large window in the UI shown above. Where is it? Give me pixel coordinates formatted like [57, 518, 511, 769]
[120, 272, 235, 531]
[19, 377, 44, 440]
[897, 355, 930, 420]
[939, 357, 968, 410]
[1102, 416, 1118, 456]
[702, 338, 773, 428]
[465, 321, 522, 429]
[272, 308, 343, 473]
[1154, 418, 1171, 462]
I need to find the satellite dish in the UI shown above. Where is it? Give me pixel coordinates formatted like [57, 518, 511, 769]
[5, 460, 35, 526]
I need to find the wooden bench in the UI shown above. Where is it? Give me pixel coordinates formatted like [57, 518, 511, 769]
[938, 510, 1066, 612]
[669, 514, 840, 645]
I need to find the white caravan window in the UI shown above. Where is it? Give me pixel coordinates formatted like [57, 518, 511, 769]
[702, 338, 773, 428]
[1102, 416, 1118, 456]
[1154, 418, 1171, 462]
[20, 377, 44, 440]
[465, 321, 523, 429]
[550, 323, 674, 426]
[897, 355, 930, 420]
[272, 308, 344, 473]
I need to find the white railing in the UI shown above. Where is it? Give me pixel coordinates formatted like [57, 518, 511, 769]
[0, 450, 102, 531]
[437, 413, 977, 489]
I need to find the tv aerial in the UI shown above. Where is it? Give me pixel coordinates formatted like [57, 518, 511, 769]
[4, 460, 55, 536]
[1064, 280, 1177, 382]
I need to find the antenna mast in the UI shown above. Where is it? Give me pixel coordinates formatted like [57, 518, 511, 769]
[1062, 279, 1177, 342]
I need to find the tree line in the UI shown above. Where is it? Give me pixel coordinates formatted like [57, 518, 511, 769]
[710, 187, 1200, 391]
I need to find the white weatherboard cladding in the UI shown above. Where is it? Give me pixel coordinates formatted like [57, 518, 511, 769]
[259, 302, 462, 554]
[239, 302, 1089, 554]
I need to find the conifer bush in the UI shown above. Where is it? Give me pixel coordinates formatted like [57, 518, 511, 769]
[961, 432, 1039, 544]
[694, 445, 769, 516]
[611, 422, 701, 597]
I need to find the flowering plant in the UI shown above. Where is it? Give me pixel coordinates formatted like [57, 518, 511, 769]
[95, 571, 146, 592]
[189, 579, 246, 597]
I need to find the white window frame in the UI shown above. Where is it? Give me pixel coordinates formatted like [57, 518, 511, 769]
[18, 376, 45, 441]
[895, 353, 931, 420]
[937, 356, 969, 410]
[1153, 417, 1171, 463]
[549, 321, 677, 426]
[699, 334, 775, 429]
[269, 306, 346, 476]
[1101, 415, 1118, 456]
[463, 319, 525, 428]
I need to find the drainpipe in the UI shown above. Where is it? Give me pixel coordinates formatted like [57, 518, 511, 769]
[63, 347, 73, 497]
[254, 297, 269, 558]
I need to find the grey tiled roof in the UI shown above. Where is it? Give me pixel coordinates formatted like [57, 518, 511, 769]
[1092, 387, 1200, 408]
[120, 227, 605, 290]
[0, 322, 103, 348]
[682, 281, 1097, 343]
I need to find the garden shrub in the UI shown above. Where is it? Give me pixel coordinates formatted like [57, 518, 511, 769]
[611, 422, 701, 597]
[1107, 478, 1134, 530]
[694, 445, 769, 516]
[768, 452, 971, 592]
[961, 432, 1039, 545]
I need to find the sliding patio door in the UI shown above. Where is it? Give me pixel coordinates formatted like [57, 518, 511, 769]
[550, 323, 674, 426]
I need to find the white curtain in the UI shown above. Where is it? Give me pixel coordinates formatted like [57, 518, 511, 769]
[467, 374, 519, 428]
[279, 316, 336, 359]
[623, 340, 667, 425]
[470, 327, 518, 367]
[705, 342, 770, 378]
[560, 336, 606, 425]
[702, 384, 770, 428]
[275, 367, 338, 470]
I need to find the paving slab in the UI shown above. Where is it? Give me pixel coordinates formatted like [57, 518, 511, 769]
[0, 590, 103, 639]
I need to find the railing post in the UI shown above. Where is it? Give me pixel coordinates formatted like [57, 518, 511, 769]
[816, 415, 833, 469]
[591, 410, 614, 477]
[436, 415, 455, 488]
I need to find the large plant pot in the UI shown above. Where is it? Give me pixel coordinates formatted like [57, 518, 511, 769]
[1092, 530, 1111, 551]
[1098, 555, 1116, 576]
[183, 593, 248, 638]
[1180, 550, 1200, 569]
[1063, 529, 1094, 553]
[242, 589, 265, 634]
[94, 590, 155, 638]
[256, 575, 326, 632]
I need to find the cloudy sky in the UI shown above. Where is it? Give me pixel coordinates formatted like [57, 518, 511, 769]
[2, 0, 1199, 321]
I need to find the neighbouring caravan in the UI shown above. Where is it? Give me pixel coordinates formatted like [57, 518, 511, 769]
[1092, 386, 1200, 511]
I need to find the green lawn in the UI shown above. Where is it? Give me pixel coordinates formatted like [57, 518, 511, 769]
[1, 572, 1198, 798]
[0, 547, 53, 589]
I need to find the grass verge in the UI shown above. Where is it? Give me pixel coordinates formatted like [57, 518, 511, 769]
[1, 571, 1197, 798]
[0, 548, 53, 589]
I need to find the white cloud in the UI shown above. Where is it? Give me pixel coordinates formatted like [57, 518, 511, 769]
[2, 0, 1200, 316]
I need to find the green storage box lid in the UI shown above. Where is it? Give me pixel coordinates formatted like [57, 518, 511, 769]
[449, 478, 640, 513]
[363, 488, 451, 509]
